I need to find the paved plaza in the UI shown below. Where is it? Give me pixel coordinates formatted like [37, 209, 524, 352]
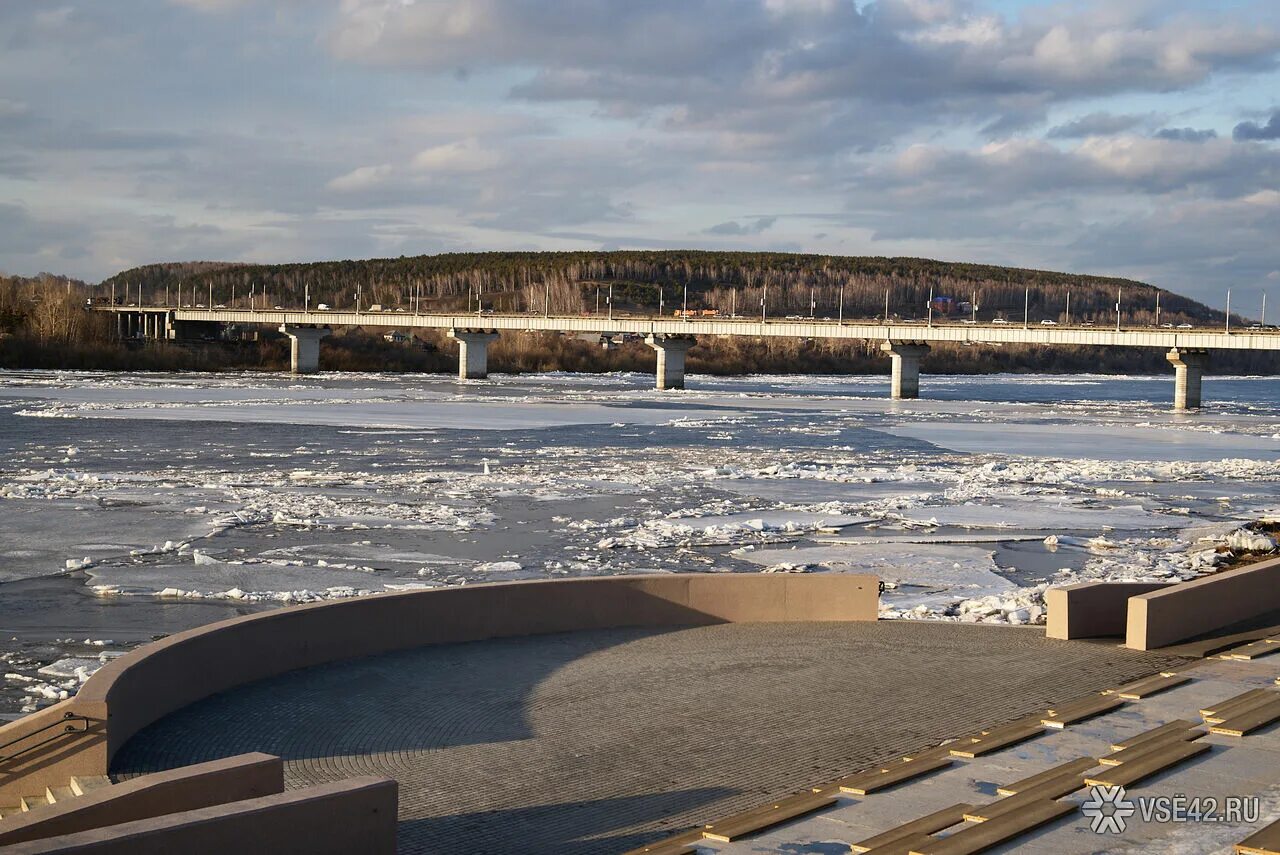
[112, 621, 1181, 854]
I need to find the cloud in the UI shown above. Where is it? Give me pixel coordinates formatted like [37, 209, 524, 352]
[704, 216, 778, 235]
[327, 0, 1280, 155]
[3, 0, 1280, 301]
[1154, 127, 1218, 143]
[1234, 110, 1280, 141]
[1047, 112, 1149, 139]
[326, 164, 394, 192]
[166, 0, 251, 11]
[410, 139, 503, 174]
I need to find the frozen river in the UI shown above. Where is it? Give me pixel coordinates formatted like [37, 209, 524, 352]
[1, 369, 1278, 714]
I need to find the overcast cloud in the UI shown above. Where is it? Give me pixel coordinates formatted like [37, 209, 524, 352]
[0, 0, 1278, 305]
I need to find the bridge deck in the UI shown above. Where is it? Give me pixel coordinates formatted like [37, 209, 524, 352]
[93, 307, 1280, 351]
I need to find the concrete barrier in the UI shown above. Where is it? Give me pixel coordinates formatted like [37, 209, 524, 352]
[0, 753, 282, 846]
[1045, 582, 1173, 640]
[1127, 557, 1280, 650]
[0, 776, 397, 855]
[0, 701, 107, 803]
[0, 573, 876, 799]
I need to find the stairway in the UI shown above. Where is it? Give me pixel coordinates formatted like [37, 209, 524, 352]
[0, 775, 111, 821]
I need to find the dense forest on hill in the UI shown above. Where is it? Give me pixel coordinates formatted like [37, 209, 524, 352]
[100, 250, 1224, 327]
[4, 253, 1275, 375]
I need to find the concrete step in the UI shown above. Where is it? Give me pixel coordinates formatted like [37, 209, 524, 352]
[69, 775, 111, 797]
[45, 784, 76, 804]
[0, 805, 23, 820]
[19, 794, 51, 812]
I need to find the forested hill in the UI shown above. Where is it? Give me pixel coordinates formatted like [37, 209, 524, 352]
[99, 251, 1222, 326]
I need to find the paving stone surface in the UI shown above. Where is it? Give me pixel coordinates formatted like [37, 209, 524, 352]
[112, 621, 1180, 854]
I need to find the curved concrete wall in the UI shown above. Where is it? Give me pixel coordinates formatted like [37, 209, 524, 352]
[68, 573, 877, 767]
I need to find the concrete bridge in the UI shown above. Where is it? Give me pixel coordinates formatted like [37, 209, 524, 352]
[95, 306, 1280, 409]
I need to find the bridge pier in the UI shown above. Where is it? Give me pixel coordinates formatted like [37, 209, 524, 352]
[1167, 347, 1208, 410]
[646, 334, 695, 390]
[279, 325, 330, 374]
[881, 341, 930, 399]
[447, 329, 500, 380]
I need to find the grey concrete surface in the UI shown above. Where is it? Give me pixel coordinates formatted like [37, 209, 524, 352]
[111, 621, 1180, 855]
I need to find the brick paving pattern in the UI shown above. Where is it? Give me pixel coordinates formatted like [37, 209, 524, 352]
[112, 621, 1182, 854]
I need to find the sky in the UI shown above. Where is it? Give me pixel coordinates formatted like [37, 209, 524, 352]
[1, 0, 1279, 308]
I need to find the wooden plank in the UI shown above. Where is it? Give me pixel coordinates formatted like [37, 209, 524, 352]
[1210, 697, 1280, 737]
[949, 722, 1043, 758]
[1046, 692, 1107, 715]
[1043, 694, 1125, 728]
[865, 832, 936, 855]
[965, 775, 1086, 823]
[1200, 688, 1274, 719]
[851, 804, 975, 852]
[1206, 692, 1280, 724]
[902, 743, 964, 763]
[621, 829, 703, 855]
[1156, 623, 1280, 658]
[996, 757, 1099, 796]
[1230, 639, 1280, 660]
[701, 792, 836, 842]
[1236, 816, 1280, 855]
[1101, 727, 1203, 765]
[840, 755, 953, 795]
[1117, 673, 1191, 699]
[1109, 719, 1199, 752]
[1085, 740, 1210, 787]
[909, 799, 1077, 855]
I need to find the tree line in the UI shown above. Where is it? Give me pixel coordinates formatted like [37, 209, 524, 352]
[98, 250, 1227, 326]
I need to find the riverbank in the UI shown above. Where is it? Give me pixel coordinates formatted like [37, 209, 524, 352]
[5, 328, 1278, 376]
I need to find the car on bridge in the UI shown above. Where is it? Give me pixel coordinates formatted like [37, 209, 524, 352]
[991, 318, 1010, 325]
[1040, 319, 1057, 326]
[1177, 323, 1194, 329]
